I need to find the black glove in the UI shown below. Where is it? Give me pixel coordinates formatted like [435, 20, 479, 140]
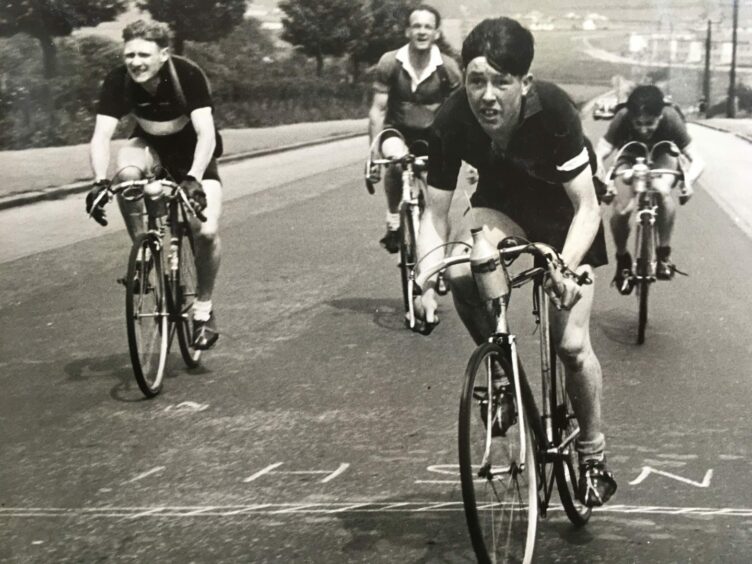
[181, 175, 206, 212]
[86, 179, 111, 226]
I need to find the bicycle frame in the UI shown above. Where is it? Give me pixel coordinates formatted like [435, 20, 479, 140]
[112, 178, 201, 326]
[412, 241, 581, 513]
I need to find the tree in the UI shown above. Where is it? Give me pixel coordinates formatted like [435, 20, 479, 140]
[279, 0, 371, 76]
[138, 0, 247, 55]
[0, 0, 127, 77]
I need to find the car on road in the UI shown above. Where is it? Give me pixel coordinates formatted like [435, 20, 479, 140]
[592, 97, 617, 120]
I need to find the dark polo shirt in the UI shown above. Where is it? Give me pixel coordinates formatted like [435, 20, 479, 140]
[427, 80, 607, 267]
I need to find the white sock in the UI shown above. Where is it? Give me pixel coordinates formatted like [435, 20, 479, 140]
[193, 300, 212, 322]
[385, 211, 400, 231]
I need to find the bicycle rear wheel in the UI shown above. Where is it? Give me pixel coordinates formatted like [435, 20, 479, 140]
[399, 203, 418, 317]
[175, 225, 202, 368]
[459, 342, 538, 564]
[126, 233, 168, 398]
[550, 338, 591, 526]
[635, 216, 653, 345]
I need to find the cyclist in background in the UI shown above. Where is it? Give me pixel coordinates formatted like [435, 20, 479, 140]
[86, 19, 222, 350]
[415, 17, 616, 507]
[368, 3, 462, 253]
[596, 85, 705, 294]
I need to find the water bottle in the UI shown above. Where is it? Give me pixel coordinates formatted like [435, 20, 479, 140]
[633, 157, 649, 194]
[144, 179, 167, 217]
[470, 227, 509, 300]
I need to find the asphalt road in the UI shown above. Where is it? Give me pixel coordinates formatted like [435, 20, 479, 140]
[1, 121, 751, 563]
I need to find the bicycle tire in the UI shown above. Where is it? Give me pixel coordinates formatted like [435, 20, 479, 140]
[550, 336, 592, 526]
[399, 203, 418, 317]
[175, 225, 202, 368]
[459, 342, 538, 564]
[636, 215, 653, 345]
[126, 233, 168, 398]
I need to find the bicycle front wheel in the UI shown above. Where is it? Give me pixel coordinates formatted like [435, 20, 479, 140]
[550, 339, 591, 526]
[398, 203, 418, 317]
[459, 342, 538, 564]
[635, 216, 653, 345]
[175, 225, 202, 368]
[126, 233, 168, 398]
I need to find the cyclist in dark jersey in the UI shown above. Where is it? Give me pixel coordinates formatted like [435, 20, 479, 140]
[595, 85, 705, 292]
[86, 19, 222, 350]
[415, 17, 616, 507]
[368, 4, 462, 253]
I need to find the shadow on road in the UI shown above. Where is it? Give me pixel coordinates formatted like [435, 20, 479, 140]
[597, 307, 641, 346]
[64, 353, 150, 403]
[327, 297, 408, 332]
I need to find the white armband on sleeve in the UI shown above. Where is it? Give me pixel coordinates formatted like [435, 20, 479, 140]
[556, 147, 589, 172]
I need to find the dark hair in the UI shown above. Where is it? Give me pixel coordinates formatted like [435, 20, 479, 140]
[626, 85, 665, 117]
[406, 4, 441, 29]
[122, 19, 171, 48]
[461, 17, 534, 76]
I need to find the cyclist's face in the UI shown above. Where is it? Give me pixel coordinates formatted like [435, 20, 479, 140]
[631, 113, 662, 140]
[405, 10, 440, 51]
[123, 39, 168, 84]
[465, 57, 531, 136]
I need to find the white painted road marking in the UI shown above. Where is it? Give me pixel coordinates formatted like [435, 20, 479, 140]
[243, 462, 284, 483]
[629, 466, 714, 488]
[122, 466, 166, 484]
[243, 462, 350, 483]
[4, 502, 752, 518]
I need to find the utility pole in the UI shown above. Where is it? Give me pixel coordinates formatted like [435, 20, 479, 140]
[727, 0, 739, 118]
[703, 19, 712, 118]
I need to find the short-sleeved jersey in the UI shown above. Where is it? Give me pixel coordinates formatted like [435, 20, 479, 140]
[373, 45, 462, 133]
[428, 80, 593, 195]
[604, 105, 691, 150]
[427, 80, 607, 267]
[97, 55, 213, 137]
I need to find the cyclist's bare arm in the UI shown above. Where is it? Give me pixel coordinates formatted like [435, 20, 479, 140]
[561, 167, 601, 272]
[680, 142, 705, 186]
[188, 107, 217, 181]
[416, 185, 453, 321]
[368, 92, 388, 146]
[90, 114, 119, 181]
[595, 137, 615, 180]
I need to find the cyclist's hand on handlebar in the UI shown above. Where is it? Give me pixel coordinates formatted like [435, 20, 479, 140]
[679, 182, 693, 205]
[410, 288, 440, 335]
[365, 163, 381, 185]
[86, 179, 111, 226]
[544, 269, 583, 311]
[181, 176, 207, 213]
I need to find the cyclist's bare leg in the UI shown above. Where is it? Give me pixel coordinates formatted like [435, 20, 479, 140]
[115, 138, 158, 242]
[609, 170, 636, 255]
[549, 271, 606, 460]
[444, 206, 525, 344]
[188, 179, 222, 302]
[384, 165, 402, 216]
[653, 152, 679, 248]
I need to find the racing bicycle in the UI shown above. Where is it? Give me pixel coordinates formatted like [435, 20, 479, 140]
[410, 228, 593, 563]
[89, 174, 206, 397]
[604, 140, 685, 344]
[365, 129, 446, 326]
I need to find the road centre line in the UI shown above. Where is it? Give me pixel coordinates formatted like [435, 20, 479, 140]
[4, 503, 752, 518]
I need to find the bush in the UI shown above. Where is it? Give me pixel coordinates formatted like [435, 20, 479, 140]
[0, 25, 369, 149]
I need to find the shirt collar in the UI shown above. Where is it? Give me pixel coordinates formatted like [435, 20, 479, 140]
[395, 44, 443, 92]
